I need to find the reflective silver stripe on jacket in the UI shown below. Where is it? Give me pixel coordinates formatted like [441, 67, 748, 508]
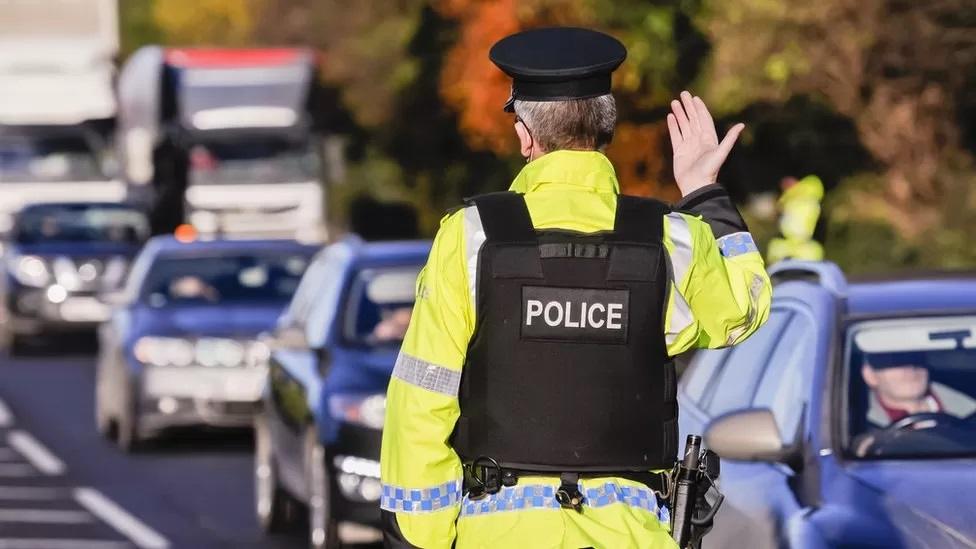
[463, 205, 486, 308]
[392, 353, 462, 397]
[664, 213, 695, 344]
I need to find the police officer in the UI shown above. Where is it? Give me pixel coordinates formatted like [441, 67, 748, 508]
[380, 27, 771, 549]
[767, 175, 825, 263]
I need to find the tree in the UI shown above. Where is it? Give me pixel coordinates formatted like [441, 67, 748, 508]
[699, 0, 976, 241]
[152, 0, 258, 46]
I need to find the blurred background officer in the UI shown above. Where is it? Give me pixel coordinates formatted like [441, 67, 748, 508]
[380, 27, 771, 549]
[767, 174, 825, 263]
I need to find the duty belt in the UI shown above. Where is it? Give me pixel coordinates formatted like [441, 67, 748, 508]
[463, 457, 669, 513]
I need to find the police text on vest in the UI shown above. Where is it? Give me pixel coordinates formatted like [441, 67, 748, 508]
[521, 286, 630, 343]
[525, 300, 624, 329]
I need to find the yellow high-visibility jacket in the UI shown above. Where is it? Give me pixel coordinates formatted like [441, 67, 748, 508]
[381, 150, 771, 549]
[767, 175, 825, 263]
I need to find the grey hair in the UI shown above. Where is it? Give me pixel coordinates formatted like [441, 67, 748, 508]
[513, 94, 617, 152]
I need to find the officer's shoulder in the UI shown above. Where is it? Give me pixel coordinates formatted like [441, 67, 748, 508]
[441, 191, 516, 224]
[436, 202, 475, 233]
[663, 209, 712, 239]
[666, 208, 705, 224]
[441, 203, 471, 223]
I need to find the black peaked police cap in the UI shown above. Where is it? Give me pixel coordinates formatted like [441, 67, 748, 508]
[490, 27, 627, 112]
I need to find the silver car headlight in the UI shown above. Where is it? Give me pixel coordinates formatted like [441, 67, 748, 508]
[328, 393, 386, 429]
[134, 336, 195, 367]
[195, 338, 245, 368]
[245, 340, 271, 367]
[8, 254, 51, 287]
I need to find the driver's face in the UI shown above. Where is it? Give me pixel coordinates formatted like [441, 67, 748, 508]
[863, 364, 929, 402]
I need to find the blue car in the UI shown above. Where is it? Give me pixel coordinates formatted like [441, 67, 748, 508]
[256, 238, 430, 548]
[679, 261, 976, 548]
[95, 236, 318, 452]
[0, 202, 149, 352]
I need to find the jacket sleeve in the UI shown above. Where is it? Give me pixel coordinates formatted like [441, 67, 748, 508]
[664, 185, 772, 355]
[380, 211, 473, 549]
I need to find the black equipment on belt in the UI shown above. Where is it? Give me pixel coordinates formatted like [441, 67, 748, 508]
[452, 191, 678, 473]
[464, 459, 669, 514]
[670, 435, 724, 549]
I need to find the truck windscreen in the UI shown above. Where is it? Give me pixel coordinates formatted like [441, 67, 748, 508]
[0, 133, 105, 182]
[188, 140, 319, 185]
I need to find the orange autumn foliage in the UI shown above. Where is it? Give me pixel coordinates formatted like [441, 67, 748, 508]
[607, 122, 681, 201]
[436, 0, 680, 201]
[437, 0, 521, 153]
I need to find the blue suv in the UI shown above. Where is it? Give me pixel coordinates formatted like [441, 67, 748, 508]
[679, 261, 976, 548]
[255, 238, 430, 549]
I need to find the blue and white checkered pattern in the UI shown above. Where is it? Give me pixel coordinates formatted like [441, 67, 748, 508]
[717, 232, 759, 258]
[461, 484, 560, 516]
[460, 481, 669, 523]
[380, 479, 462, 513]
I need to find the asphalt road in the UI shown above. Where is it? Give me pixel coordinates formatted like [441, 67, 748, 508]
[0, 341, 377, 549]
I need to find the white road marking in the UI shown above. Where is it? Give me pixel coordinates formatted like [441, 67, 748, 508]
[74, 488, 169, 549]
[339, 521, 383, 544]
[0, 464, 34, 477]
[0, 399, 11, 428]
[0, 486, 64, 500]
[0, 540, 130, 549]
[0, 509, 93, 524]
[7, 431, 65, 476]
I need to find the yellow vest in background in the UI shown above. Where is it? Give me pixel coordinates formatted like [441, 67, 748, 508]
[768, 175, 825, 263]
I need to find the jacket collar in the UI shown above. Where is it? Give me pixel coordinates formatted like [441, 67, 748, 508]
[509, 150, 620, 194]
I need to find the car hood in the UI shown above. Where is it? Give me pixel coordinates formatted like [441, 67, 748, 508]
[133, 303, 285, 339]
[844, 459, 976, 546]
[11, 241, 140, 259]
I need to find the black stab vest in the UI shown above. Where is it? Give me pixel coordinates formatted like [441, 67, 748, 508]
[452, 191, 678, 472]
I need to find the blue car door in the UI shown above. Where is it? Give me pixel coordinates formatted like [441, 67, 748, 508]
[268, 245, 350, 495]
[679, 310, 793, 548]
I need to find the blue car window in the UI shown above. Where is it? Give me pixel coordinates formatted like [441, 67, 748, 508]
[683, 348, 732, 406]
[341, 265, 422, 347]
[285, 248, 332, 325]
[140, 252, 309, 305]
[304, 247, 353, 349]
[752, 310, 816, 444]
[14, 204, 148, 245]
[701, 310, 792, 417]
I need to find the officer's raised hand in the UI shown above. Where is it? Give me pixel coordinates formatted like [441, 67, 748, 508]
[666, 90, 745, 197]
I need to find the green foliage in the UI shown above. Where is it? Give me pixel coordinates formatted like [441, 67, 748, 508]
[118, 0, 976, 271]
[119, 0, 163, 56]
[587, 0, 707, 109]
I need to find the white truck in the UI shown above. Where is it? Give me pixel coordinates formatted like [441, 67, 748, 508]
[0, 0, 124, 233]
[117, 47, 327, 242]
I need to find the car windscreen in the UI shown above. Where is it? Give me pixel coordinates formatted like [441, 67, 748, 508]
[342, 265, 421, 347]
[0, 134, 105, 182]
[187, 139, 318, 185]
[13, 205, 148, 245]
[140, 251, 311, 307]
[846, 315, 976, 459]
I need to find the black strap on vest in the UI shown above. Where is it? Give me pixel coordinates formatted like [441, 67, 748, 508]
[468, 191, 670, 243]
[613, 194, 670, 242]
[465, 192, 535, 242]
